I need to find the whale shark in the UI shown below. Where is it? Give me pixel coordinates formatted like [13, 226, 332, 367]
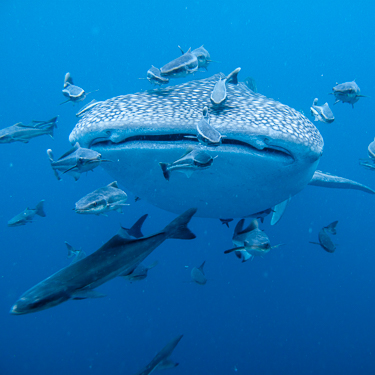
[69, 72, 374, 218]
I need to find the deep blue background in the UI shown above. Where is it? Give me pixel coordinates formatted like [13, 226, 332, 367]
[1, 1, 374, 374]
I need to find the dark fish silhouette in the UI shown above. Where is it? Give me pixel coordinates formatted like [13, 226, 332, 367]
[10, 208, 196, 315]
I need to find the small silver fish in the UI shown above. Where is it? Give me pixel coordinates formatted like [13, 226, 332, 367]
[196, 107, 222, 146]
[8, 200, 46, 227]
[191, 261, 207, 285]
[47, 142, 111, 181]
[210, 67, 241, 106]
[75, 181, 128, 215]
[160, 48, 198, 79]
[310, 98, 335, 123]
[147, 66, 169, 85]
[0, 117, 57, 144]
[159, 147, 215, 181]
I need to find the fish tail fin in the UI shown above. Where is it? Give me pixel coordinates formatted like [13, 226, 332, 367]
[47, 149, 61, 180]
[65, 241, 75, 257]
[35, 200, 46, 217]
[159, 162, 170, 181]
[198, 261, 205, 273]
[128, 214, 148, 238]
[324, 221, 338, 235]
[46, 149, 54, 162]
[163, 208, 197, 240]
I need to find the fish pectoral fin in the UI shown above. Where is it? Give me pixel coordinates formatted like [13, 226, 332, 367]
[309, 171, 375, 194]
[309, 241, 320, 246]
[224, 246, 244, 254]
[271, 197, 291, 225]
[157, 359, 179, 370]
[62, 165, 78, 174]
[71, 289, 106, 299]
[180, 169, 195, 178]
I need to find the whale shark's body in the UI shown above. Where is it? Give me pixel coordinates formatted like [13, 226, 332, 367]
[69, 73, 373, 218]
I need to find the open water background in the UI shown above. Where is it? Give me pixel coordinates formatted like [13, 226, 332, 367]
[1, 1, 375, 374]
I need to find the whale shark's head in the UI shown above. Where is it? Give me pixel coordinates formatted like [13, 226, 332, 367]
[69, 73, 323, 218]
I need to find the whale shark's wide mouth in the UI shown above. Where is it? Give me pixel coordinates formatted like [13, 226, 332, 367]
[89, 133, 295, 164]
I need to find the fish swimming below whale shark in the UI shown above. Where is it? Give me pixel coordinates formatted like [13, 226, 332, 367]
[69, 71, 374, 218]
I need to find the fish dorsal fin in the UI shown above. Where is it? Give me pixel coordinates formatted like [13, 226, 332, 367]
[178, 45, 184, 55]
[117, 227, 134, 240]
[107, 181, 119, 188]
[198, 261, 205, 273]
[179, 147, 194, 158]
[186, 47, 192, 53]
[238, 219, 258, 235]
[16, 123, 34, 128]
[226, 67, 241, 84]
[58, 143, 80, 160]
[233, 219, 245, 236]
[127, 214, 148, 238]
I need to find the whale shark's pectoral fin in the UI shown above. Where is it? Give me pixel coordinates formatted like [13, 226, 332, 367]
[71, 289, 106, 299]
[308, 170, 375, 194]
[271, 197, 291, 225]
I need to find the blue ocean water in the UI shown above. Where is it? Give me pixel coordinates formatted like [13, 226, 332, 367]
[1, 0, 375, 374]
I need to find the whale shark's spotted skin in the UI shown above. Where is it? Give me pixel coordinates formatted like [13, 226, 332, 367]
[70, 73, 323, 155]
[69, 73, 326, 218]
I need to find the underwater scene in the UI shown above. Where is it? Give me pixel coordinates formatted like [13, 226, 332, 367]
[1, 1, 375, 374]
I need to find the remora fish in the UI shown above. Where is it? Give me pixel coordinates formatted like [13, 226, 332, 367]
[47, 142, 111, 181]
[133, 335, 183, 375]
[310, 98, 335, 123]
[191, 261, 207, 285]
[10, 208, 196, 315]
[69, 72, 375, 218]
[309, 221, 338, 253]
[330, 81, 365, 108]
[74, 181, 128, 215]
[160, 48, 198, 78]
[196, 107, 222, 146]
[121, 261, 158, 282]
[210, 67, 241, 106]
[224, 219, 282, 262]
[159, 147, 215, 181]
[61, 72, 87, 105]
[8, 200, 46, 227]
[0, 117, 57, 144]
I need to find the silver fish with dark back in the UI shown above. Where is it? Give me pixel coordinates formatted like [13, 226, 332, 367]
[47, 142, 111, 181]
[8, 200, 46, 227]
[160, 48, 198, 79]
[0, 117, 57, 144]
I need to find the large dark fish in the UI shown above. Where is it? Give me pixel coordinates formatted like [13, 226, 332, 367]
[10, 208, 196, 315]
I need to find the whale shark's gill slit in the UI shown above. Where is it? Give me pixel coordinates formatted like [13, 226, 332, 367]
[91, 134, 293, 160]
